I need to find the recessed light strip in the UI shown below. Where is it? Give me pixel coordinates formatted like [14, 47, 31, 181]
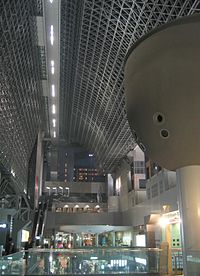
[52, 118, 56, 127]
[50, 25, 54, 45]
[51, 84, 55, 97]
[45, 0, 60, 139]
[51, 60, 55, 74]
[52, 104, 56, 114]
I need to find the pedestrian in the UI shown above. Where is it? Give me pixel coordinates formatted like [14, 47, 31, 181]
[24, 237, 33, 265]
[5, 237, 16, 255]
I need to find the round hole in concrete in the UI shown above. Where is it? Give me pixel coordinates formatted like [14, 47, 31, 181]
[153, 112, 165, 125]
[160, 129, 169, 139]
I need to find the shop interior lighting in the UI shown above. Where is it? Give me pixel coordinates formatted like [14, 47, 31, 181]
[53, 131, 56, 138]
[135, 258, 147, 265]
[50, 25, 54, 45]
[51, 84, 55, 97]
[52, 104, 56, 114]
[159, 216, 170, 227]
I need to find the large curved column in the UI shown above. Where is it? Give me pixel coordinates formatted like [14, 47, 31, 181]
[124, 15, 200, 275]
[177, 166, 200, 274]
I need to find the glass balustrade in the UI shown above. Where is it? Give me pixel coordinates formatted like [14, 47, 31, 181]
[26, 248, 163, 275]
[0, 248, 169, 275]
[0, 251, 24, 275]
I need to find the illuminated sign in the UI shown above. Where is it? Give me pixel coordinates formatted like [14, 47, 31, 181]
[21, 230, 29, 242]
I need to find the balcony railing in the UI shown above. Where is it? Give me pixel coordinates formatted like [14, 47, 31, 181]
[0, 248, 165, 275]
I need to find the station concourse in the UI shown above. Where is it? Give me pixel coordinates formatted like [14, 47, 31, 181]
[1, 0, 200, 275]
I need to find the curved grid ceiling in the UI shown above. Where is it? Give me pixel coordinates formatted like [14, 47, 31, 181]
[1, 0, 200, 190]
[0, 0, 42, 188]
[59, 0, 200, 172]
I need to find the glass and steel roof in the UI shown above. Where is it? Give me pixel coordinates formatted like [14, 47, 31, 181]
[1, 0, 200, 190]
[59, 0, 200, 171]
[0, 0, 43, 189]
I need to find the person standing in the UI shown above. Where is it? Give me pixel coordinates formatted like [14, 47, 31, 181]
[5, 237, 16, 255]
[24, 237, 33, 265]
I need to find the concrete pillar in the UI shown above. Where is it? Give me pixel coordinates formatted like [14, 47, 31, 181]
[112, 231, 115, 247]
[72, 233, 75, 248]
[124, 14, 200, 276]
[66, 149, 74, 182]
[165, 224, 172, 274]
[146, 224, 156, 248]
[107, 174, 114, 196]
[177, 166, 200, 274]
[95, 233, 99, 247]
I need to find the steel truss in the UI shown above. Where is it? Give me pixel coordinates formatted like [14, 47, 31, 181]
[59, 0, 200, 172]
[0, 0, 43, 188]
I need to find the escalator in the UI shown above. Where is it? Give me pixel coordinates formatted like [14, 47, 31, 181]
[32, 196, 49, 244]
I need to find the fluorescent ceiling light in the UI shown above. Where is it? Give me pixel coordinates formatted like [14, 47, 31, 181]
[52, 84, 55, 97]
[50, 25, 54, 45]
[51, 60, 55, 74]
[52, 118, 56, 127]
[11, 169, 15, 177]
[90, 257, 98, 260]
[49, 0, 53, 3]
[52, 104, 56, 114]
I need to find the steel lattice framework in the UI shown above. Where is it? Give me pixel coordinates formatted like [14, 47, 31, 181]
[59, 0, 200, 172]
[0, 0, 42, 189]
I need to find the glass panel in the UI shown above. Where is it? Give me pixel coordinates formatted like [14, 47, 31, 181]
[26, 248, 162, 275]
[0, 248, 166, 275]
[0, 252, 24, 275]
